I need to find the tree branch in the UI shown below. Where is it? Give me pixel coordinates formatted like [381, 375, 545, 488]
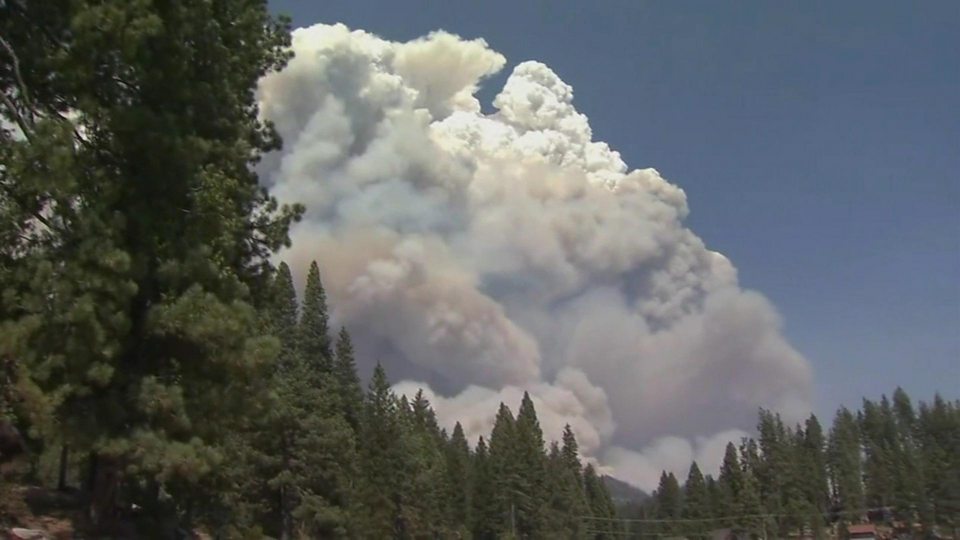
[0, 33, 35, 140]
[0, 33, 33, 113]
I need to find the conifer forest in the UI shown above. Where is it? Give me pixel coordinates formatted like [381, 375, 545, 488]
[0, 1, 957, 539]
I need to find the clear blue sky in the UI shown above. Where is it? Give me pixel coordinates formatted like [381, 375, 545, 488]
[269, 0, 960, 419]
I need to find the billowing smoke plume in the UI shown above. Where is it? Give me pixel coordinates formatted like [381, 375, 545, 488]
[257, 23, 813, 490]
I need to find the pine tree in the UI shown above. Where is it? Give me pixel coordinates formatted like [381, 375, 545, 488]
[488, 402, 519, 537]
[584, 463, 618, 539]
[780, 424, 813, 537]
[705, 474, 721, 520]
[550, 426, 589, 537]
[561, 424, 584, 488]
[333, 327, 364, 431]
[802, 414, 830, 537]
[828, 407, 865, 524]
[0, 0, 300, 529]
[738, 434, 768, 535]
[270, 263, 300, 361]
[890, 387, 927, 526]
[261, 266, 355, 539]
[917, 395, 960, 534]
[683, 461, 709, 539]
[740, 464, 765, 536]
[513, 391, 548, 536]
[299, 261, 333, 377]
[653, 470, 682, 536]
[757, 409, 790, 536]
[398, 389, 450, 537]
[860, 397, 896, 509]
[446, 422, 472, 535]
[356, 363, 404, 538]
[718, 441, 743, 524]
[471, 436, 498, 540]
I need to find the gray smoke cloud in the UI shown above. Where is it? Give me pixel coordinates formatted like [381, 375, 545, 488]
[257, 23, 813, 490]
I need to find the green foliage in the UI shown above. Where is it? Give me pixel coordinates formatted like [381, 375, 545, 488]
[299, 261, 332, 377]
[584, 464, 618, 539]
[334, 327, 363, 431]
[653, 470, 682, 536]
[0, 0, 301, 529]
[682, 461, 709, 539]
[645, 389, 960, 539]
[355, 363, 405, 538]
[513, 391, 548, 536]
[471, 435, 498, 539]
[446, 422, 472, 536]
[828, 406, 864, 523]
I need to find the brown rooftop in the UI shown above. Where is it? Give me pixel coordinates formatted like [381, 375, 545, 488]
[848, 524, 877, 535]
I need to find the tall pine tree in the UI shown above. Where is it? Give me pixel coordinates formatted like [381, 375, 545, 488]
[683, 461, 709, 539]
[513, 391, 548, 536]
[333, 327, 363, 431]
[299, 261, 332, 377]
[356, 363, 404, 538]
[0, 0, 301, 529]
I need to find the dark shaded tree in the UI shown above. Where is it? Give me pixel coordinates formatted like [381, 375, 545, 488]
[299, 261, 332, 377]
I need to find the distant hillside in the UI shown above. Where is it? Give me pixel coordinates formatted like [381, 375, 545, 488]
[602, 475, 649, 506]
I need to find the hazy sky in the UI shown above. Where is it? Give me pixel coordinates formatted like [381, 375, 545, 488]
[267, 0, 959, 422]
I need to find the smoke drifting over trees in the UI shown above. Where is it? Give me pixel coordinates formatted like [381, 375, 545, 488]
[258, 23, 812, 489]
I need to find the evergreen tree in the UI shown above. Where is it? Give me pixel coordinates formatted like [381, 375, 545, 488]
[299, 261, 333, 376]
[398, 389, 450, 537]
[356, 363, 404, 538]
[781, 424, 814, 537]
[513, 391, 548, 536]
[801, 414, 830, 537]
[718, 441, 743, 524]
[401, 390, 454, 537]
[271, 263, 300, 363]
[860, 397, 896, 509]
[544, 442, 577, 537]
[584, 464, 618, 539]
[262, 266, 355, 539]
[543, 426, 590, 537]
[705, 474, 721, 521]
[917, 394, 960, 534]
[446, 422, 472, 536]
[561, 424, 584, 488]
[471, 436, 498, 540]
[890, 387, 926, 526]
[828, 407, 864, 524]
[0, 0, 300, 529]
[653, 471, 682, 536]
[739, 462, 765, 537]
[333, 327, 364, 431]
[757, 409, 790, 536]
[487, 402, 519, 537]
[683, 461, 709, 539]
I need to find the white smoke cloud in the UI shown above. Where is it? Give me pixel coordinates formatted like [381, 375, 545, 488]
[258, 23, 814, 491]
[604, 429, 751, 491]
[394, 366, 615, 459]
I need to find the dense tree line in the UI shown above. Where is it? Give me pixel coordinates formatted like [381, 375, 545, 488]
[0, 2, 618, 536]
[202, 259, 618, 538]
[4, 256, 620, 538]
[633, 391, 960, 539]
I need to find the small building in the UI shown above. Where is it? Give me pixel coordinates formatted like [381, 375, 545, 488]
[847, 523, 877, 540]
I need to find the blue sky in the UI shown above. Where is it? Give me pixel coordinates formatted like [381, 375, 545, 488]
[269, 0, 959, 420]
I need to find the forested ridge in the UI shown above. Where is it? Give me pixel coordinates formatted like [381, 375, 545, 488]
[634, 390, 960, 539]
[1, 1, 958, 539]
